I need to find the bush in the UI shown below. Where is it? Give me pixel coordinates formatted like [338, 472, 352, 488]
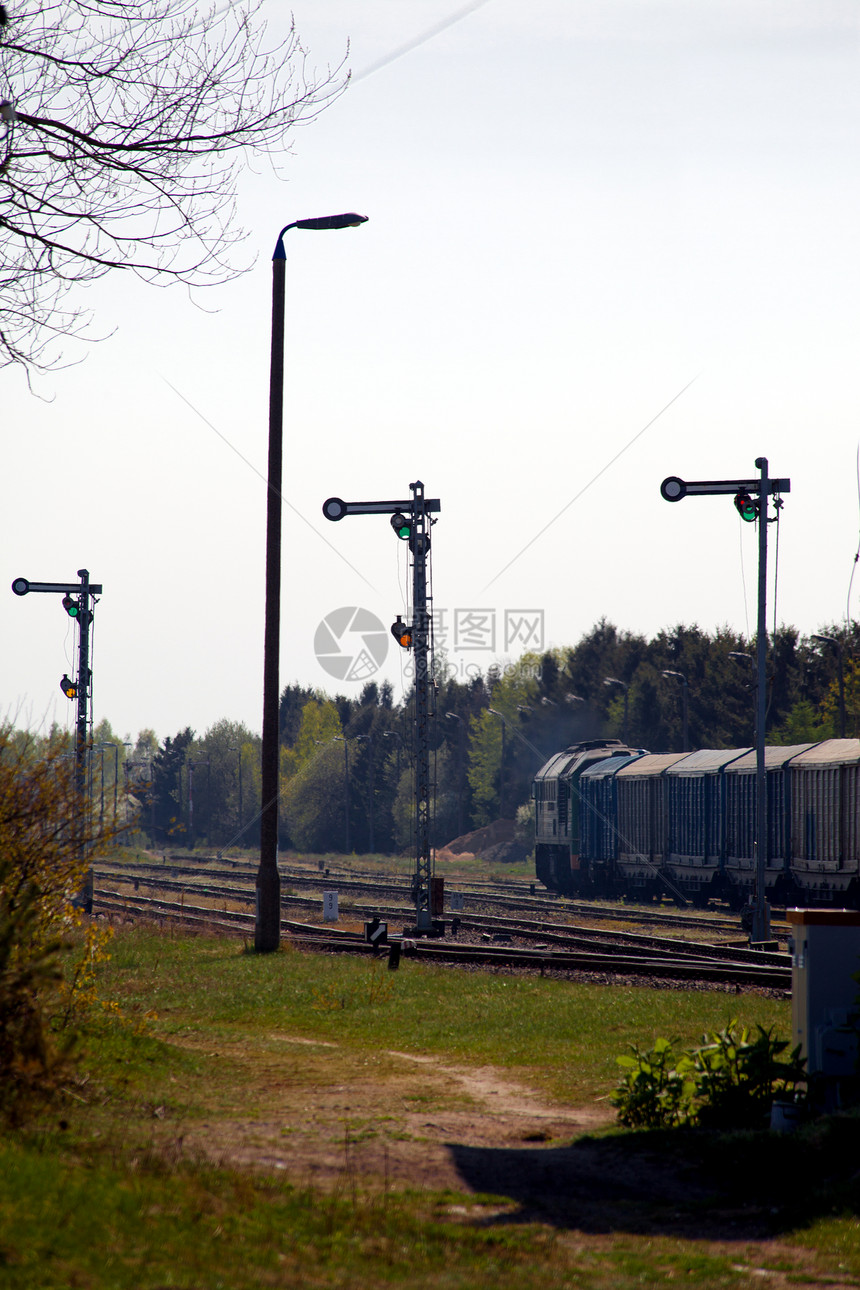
[0, 724, 118, 1123]
[612, 1036, 696, 1129]
[611, 1020, 806, 1131]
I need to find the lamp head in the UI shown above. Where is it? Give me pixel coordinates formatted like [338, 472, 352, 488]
[274, 213, 368, 258]
[295, 213, 368, 231]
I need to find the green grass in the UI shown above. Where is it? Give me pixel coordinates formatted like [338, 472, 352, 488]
[97, 924, 790, 1104]
[2, 925, 858, 1289]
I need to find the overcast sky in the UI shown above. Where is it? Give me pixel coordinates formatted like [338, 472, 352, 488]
[5, 0, 860, 744]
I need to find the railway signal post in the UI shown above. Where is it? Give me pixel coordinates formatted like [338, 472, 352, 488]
[660, 459, 790, 946]
[323, 481, 441, 934]
[12, 568, 103, 910]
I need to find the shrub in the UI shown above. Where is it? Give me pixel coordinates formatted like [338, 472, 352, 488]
[612, 1020, 806, 1131]
[0, 724, 117, 1123]
[611, 1036, 696, 1128]
[691, 1021, 806, 1130]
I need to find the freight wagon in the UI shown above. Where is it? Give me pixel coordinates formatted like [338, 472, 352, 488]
[533, 738, 860, 908]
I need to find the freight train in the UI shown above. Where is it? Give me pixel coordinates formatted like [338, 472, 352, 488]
[533, 738, 860, 908]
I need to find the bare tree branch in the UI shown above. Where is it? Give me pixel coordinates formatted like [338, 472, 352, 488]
[0, 0, 348, 370]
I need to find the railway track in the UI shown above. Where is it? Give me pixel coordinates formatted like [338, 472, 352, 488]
[92, 880, 792, 993]
[96, 858, 785, 942]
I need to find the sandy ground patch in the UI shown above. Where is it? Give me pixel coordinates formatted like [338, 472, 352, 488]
[168, 1031, 611, 1193]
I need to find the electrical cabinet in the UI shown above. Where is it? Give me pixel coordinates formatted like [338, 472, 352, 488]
[789, 909, 860, 1077]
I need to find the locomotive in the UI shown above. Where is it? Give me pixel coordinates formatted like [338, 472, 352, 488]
[533, 738, 860, 908]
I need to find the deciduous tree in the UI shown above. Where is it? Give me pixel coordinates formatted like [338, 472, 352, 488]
[0, 0, 345, 370]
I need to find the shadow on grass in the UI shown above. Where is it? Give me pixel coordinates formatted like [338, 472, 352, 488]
[448, 1113, 860, 1237]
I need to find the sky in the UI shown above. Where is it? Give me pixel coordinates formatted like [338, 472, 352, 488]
[5, 0, 860, 745]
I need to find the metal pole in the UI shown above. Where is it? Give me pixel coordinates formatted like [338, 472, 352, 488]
[355, 732, 375, 852]
[365, 733, 375, 853]
[412, 480, 433, 932]
[662, 671, 689, 752]
[500, 719, 506, 816]
[752, 456, 771, 945]
[257, 239, 286, 951]
[445, 713, 465, 838]
[682, 681, 689, 752]
[238, 750, 244, 840]
[813, 635, 847, 738]
[256, 212, 366, 949]
[335, 737, 350, 852]
[113, 744, 120, 822]
[458, 721, 465, 837]
[75, 568, 93, 910]
[188, 762, 195, 850]
[488, 709, 507, 818]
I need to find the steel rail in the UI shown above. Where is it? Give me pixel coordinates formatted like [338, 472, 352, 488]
[91, 889, 791, 989]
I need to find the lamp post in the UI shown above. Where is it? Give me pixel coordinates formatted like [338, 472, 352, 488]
[186, 759, 211, 850]
[661, 670, 689, 751]
[812, 634, 847, 738]
[729, 651, 756, 745]
[487, 708, 507, 818]
[334, 736, 351, 854]
[120, 743, 131, 828]
[94, 742, 120, 831]
[355, 732, 375, 854]
[603, 677, 629, 743]
[444, 713, 466, 839]
[257, 211, 368, 952]
[228, 745, 244, 846]
[382, 730, 404, 784]
[187, 758, 196, 850]
[95, 744, 107, 832]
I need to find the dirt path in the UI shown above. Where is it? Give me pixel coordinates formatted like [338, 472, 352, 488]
[175, 1032, 612, 1194]
[159, 1031, 860, 1287]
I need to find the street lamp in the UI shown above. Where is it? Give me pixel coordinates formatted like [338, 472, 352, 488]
[729, 652, 756, 744]
[94, 742, 123, 831]
[661, 670, 689, 751]
[603, 677, 629, 744]
[94, 744, 110, 832]
[382, 729, 404, 783]
[487, 708, 508, 818]
[812, 634, 847, 738]
[228, 745, 245, 846]
[444, 713, 466, 839]
[334, 736, 351, 854]
[120, 743, 131, 826]
[257, 211, 368, 952]
[355, 732, 375, 854]
[187, 758, 211, 851]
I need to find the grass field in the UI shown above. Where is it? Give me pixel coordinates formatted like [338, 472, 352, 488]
[2, 922, 859, 1289]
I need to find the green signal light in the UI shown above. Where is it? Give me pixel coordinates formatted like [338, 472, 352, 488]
[62, 594, 79, 617]
[734, 490, 759, 523]
[390, 512, 412, 540]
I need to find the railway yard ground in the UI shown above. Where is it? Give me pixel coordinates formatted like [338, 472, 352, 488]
[4, 848, 860, 1288]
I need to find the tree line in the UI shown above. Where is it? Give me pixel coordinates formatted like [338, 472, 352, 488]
[46, 616, 856, 858]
